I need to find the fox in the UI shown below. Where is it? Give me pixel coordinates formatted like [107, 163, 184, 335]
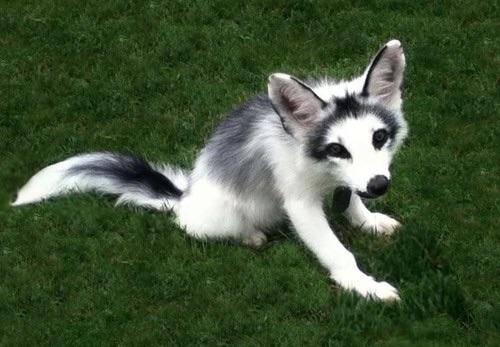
[12, 40, 408, 301]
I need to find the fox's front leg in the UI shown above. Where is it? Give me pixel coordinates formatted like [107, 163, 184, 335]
[284, 198, 399, 301]
[344, 193, 401, 235]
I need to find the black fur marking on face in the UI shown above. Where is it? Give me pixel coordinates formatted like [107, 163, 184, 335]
[325, 143, 351, 159]
[333, 93, 363, 116]
[306, 93, 400, 160]
[366, 105, 400, 147]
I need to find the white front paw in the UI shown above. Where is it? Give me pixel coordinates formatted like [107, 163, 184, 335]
[333, 270, 400, 301]
[360, 213, 401, 235]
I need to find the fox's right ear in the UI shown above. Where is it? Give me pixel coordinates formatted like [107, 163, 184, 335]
[361, 40, 406, 110]
[268, 73, 326, 138]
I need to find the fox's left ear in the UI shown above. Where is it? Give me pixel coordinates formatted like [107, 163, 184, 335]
[361, 40, 405, 109]
[268, 73, 327, 139]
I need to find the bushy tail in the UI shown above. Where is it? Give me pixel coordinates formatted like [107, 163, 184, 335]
[12, 152, 189, 211]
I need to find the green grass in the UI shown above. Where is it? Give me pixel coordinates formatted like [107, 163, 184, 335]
[1, 0, 499, 345]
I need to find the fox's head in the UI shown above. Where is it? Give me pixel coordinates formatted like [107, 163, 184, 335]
[268, 40, 408, 198]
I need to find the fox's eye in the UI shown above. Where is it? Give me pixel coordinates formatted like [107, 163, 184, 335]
[326, 143, 351, 159]
[373, 129, 389, 149]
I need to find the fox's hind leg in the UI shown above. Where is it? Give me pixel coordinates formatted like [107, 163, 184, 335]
[174, 178, 268, 247]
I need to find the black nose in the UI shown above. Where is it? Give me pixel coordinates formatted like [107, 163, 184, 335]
[367, 175, 390, 197]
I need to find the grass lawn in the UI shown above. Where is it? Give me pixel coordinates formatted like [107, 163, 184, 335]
[1, 0, 499, 345]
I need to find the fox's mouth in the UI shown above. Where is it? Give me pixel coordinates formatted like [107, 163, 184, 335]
[333, 187, 382, 213]
[356, 190, 379, 199]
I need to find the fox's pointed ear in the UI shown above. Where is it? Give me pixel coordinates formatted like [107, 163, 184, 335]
[268, 73, 327, 137]
[361, 40, 405, 109]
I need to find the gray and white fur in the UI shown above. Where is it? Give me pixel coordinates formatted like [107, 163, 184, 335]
[13, 40, 408, 301]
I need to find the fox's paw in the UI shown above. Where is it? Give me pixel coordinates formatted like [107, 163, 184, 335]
[241, 230, 268, 248]
[360, 213, 401, 235]
[333, 270, 400, 302]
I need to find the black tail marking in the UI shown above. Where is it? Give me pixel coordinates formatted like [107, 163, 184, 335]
[69, 153, 183, 199]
